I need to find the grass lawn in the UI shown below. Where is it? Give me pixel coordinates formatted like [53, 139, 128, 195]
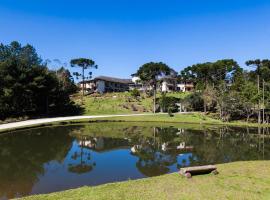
[1, 112, 268, 134]
[92, 113, 221, 124]
[70, 92, 268, 128]
[20, 161, 270, 200]
[63, 113, 267, 128]
[72, 92, 153, 115]
[71, 92, 191, 115]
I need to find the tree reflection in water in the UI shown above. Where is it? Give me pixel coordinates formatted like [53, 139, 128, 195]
[130, 127, 190, 176]
[0, 123, 269, 199]
[68, 137, 96, 174]
[0, 126, 76, 199]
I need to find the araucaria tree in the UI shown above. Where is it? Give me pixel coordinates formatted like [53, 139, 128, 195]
[180, 59, 240, 114]
[70, 58, 98, 96]
[135, 62, 172, 113]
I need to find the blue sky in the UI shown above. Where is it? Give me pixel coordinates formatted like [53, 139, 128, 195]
[1, 0, 270, 79]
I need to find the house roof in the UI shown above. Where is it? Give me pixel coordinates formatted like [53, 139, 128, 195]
[94, 76, 133, 84]
[79, 76, 133, 84]
[160, 75, 178, 80]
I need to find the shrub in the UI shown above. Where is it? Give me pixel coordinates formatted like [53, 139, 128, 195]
[130, 89, 140, 98]
[158, 94, 179, 113]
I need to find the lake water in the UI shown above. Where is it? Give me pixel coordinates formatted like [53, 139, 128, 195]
[0, 122, 269, 199]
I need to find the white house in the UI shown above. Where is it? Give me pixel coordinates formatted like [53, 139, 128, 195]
[79, 76, 133, 94]
[176, 83, 194, 92]
[79, 75, 194, 94]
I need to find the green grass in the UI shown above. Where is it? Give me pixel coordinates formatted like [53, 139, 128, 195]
[1, 112, 269, 134]
[71, 92, 270, 128]
[94, 113, 221, 124]
[72, 92, 191, 115]
[72, 92, 153, 115]
[20, 161, 270, 200]
[89, 114, 269, 128]
[158, 91, 191, 99]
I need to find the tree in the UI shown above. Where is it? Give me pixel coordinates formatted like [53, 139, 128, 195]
[246, 59, 270, 123]
[180, 59, 240, 115]
[239, 81, 258, 122]
[215, 81, 230, 120]
[202, 84, 216, 113]
[135, 62, 172, 113]
[180, 59, 240, 89]
[56, 67, 78, 94]
[0, 41, 80, 119]
[158, 94, 179, 113]
[182, 92, 204, 111]
[70, 58, 97, 96]
[246, 59, 270, 82]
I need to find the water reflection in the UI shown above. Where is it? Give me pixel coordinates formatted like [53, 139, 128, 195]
[68, 137, 96, 174]
[0, 123, 269, 199]
[0, 126, 75, 199]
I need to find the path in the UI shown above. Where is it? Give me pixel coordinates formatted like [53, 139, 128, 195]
[0, 113, 158, 131]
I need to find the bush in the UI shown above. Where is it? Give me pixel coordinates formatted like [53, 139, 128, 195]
[168, 107, 174, 117]
[130, 89, 140, 98]
[182, 92, 204, 111]
[158, 94, 179, 113]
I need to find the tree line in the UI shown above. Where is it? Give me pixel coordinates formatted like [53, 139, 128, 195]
[180, 59, 270, 123]
[1, 41, 269, 123]
[135, 59, 270, 123]
[0, 41, 82, 120]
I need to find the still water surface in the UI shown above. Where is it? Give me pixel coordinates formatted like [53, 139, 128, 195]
[0, 122, 269, 199]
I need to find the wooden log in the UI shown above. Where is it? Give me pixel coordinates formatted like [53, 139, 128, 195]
[179, 165, 217, 177]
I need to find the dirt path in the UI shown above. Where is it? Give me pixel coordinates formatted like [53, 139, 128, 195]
[0, 113, 157, 131]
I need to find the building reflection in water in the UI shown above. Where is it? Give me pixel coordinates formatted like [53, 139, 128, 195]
[0, 124, 269, 199]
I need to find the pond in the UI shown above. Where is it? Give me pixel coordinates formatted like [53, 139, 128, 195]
[0, 122, 269, 199]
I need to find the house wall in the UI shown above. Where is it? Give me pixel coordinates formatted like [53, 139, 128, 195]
[177, 84, 186, 92]
[177, 83, 194, 92]
[162, 81, 169, 92]
[96, 80, 105, 93]
[132, 76, 140, 84]
[79, 82, 95, 89]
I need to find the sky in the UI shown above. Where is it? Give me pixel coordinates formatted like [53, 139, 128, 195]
[0, 0, 270, 79]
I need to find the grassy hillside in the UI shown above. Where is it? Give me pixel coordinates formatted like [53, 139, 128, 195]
[71, 92, 191, 115]
[20, 161, 270, 200]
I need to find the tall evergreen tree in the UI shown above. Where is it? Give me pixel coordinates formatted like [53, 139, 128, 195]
[70, 58, 98, 96]
[135, 62, 172, 113]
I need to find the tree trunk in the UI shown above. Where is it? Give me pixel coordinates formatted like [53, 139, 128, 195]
[219, 102, 222, 120]
[153, 84, 156, 113]
[257, 75, 260, 124]
[263, 80, 265, 124]
[46, 96, 49, 116]
[246, 114, 250, 123]
[82, 67, 85, 96]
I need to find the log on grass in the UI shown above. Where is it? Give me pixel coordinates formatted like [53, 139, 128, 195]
[179, 165, 218, 177]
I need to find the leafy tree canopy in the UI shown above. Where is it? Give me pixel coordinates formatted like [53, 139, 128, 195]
[70, 58, 97, 69]
[179, 59, 240, 89]
[0, 41, 80, 119]
[136, 62, 172, 84]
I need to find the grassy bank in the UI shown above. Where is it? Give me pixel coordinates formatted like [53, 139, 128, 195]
[71, 92, 190, 115]
[72, 92, 152, 115]
[20, 161, 270, 200]
[58, 113, 269, 129]
[89, 114, 269, 128]
[1, 113, 269, 134]
[70, 92, 268, 128]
